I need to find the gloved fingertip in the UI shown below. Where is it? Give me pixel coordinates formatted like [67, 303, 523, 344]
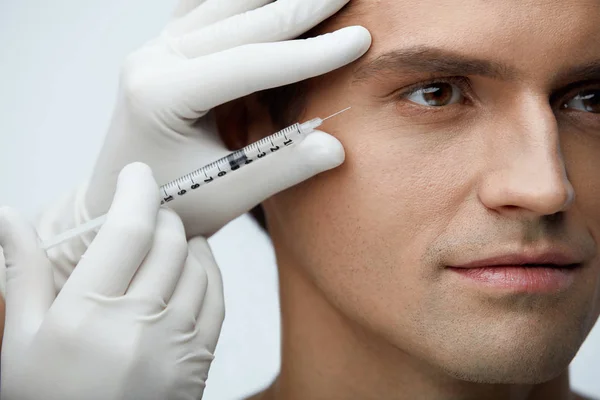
[323, 25, 372, 61]
[0, 207, 40, 256]
[336, 25, 373, 52]
[104, 163, 161, 235]
[118, 162, 154, 185]
[0, 207, 24, 245]
[296, 130, 346, 172]
[114, 162, 160, 205]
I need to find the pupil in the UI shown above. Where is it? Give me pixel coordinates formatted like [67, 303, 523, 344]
[423, 83, 454, 106]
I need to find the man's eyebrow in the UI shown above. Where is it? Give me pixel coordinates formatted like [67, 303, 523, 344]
[353, 46, 518, 82]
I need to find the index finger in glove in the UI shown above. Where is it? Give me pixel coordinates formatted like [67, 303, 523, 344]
[175, 26, 371, 116]
[59, 163, 161, 298]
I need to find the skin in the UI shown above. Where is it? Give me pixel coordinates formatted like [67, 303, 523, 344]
[0, 1, 597, 399]
[218, 1, 600, 399]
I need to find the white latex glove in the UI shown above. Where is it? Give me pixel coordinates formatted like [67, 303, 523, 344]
[37, 0, 372, 290]
[1, 163, 224, 400]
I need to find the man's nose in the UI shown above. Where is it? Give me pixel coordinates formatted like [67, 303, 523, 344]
[478, 103, 575, 218]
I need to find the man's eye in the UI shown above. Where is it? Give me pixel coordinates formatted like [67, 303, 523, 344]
[562, 89, 600, 113]
[405, 83, 465, 107]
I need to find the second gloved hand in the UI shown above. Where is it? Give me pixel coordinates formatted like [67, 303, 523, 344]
[1, 163, 223, 400]
[37, 0, 372, 289]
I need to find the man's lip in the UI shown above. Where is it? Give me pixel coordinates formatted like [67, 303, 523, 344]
[449, 252, 582, 269]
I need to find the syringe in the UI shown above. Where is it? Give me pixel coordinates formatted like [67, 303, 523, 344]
[41, 107, 352, 250]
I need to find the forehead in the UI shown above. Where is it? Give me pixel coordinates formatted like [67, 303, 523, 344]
[339, 0, 600, 29]
[329, 0, 600, 79]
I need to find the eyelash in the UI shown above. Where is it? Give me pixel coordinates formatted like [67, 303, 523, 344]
[394, 77, 599, 113]
[552, 80, 600, 109]
[396, 76, 475, 105]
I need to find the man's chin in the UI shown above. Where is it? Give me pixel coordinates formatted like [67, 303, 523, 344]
[434, 339, 579, 385]
[406, 282, 598, 385]
[442, 362, 567, 385]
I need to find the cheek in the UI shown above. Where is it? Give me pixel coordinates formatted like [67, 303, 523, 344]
[562, 133, 600, 312]
[563, 134, 600, 223]
[267, 125, 478, 323]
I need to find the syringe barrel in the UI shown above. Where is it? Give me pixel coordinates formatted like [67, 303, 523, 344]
[158, 122, 309, 206]
[41, 112, 344, 251]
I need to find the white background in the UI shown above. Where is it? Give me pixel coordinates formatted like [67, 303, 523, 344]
[0, 1, 599, 399]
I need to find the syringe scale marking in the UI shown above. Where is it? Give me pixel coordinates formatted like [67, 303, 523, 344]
[40, 107, 352, 250]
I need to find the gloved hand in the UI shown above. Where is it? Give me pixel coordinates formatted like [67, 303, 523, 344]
[1, 163, 224, 400]
[37, 0, 371, 290]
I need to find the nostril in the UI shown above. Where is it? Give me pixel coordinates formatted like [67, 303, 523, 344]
[500, 205, 521, 213]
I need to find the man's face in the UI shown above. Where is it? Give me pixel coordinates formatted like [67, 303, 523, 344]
[260, 0, 600, 383]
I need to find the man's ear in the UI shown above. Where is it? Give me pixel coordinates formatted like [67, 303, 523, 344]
[214, 94, 275, 151]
